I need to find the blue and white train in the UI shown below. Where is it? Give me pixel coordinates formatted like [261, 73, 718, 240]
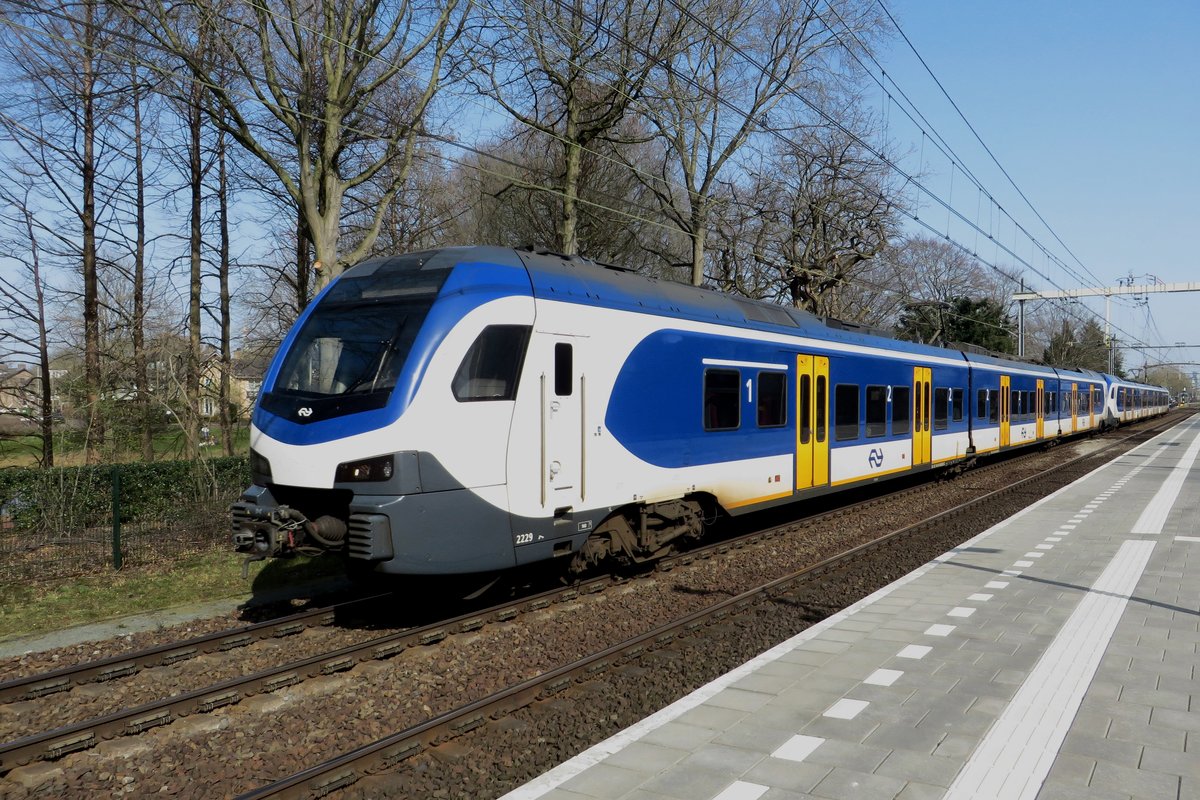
[232, 246, 1169, 579]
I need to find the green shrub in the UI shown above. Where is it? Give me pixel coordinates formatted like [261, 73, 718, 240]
[0, 457, 250, 533]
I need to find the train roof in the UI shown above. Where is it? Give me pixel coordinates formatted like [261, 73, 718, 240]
[337, 247, 1166, 392]
[508, 247, 966, 362]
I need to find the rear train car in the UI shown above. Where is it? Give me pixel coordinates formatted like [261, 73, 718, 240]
[1103, 375, 1170, 428]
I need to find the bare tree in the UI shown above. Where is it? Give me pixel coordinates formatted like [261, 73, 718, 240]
[0, 0, 133, 463]
[128, 0, 470, 292]
[450, 122, 661, 266]
[466, 0, 684, 255]
[0, 196, 58, 466]
[879, 234, 1004, 310]
[758, 121, 896, 313]
[640, 0, 882, 286]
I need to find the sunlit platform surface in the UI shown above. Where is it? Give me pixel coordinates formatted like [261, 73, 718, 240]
[503, 416, 1200, 800]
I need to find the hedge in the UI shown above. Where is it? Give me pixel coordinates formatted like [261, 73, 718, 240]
[0, 456, 251, 534]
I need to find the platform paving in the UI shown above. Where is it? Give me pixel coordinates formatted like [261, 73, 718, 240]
[503, 416, 1200, 800]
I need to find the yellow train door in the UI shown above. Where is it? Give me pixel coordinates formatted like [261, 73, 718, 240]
[914, 366, 932, 466]
[1036, 379, 1044, 439]
[1075, 381, 1084, 431]
[1000, 375, 1011, 447]
[1088, 386, 1096, 429]
[795, 354, 829, 491]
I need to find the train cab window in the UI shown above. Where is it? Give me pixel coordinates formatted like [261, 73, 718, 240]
[865, 385, 887, 437]
[554, 343, 573, 396]
[834, 384, 859, 441]
[452, 325, 532, 402]
[977, 389, 987, 419]
[815, 375, 827, 443]
[988, 390, 999, 423]
[757, 372, 787, 427]
[952, 388, 964, 422]
[703, 369, 740, 431]
[1093, 388, 1102, 414]
[934, 387, 949, 430]
[892, 385, 911, 436]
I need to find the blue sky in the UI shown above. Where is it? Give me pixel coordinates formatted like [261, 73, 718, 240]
[880, 0, 1199, 376]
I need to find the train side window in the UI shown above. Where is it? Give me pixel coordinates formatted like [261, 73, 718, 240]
[757, 372, 787, 427]
[452, 325, 532, 402]
[892, 385, 911, 435]
[952, 388, 964, 422]
[865, 385, 887, 437]
[799, 374, 811, 444]
[988, 389, 999, 423]
[977, 389, 987, 419]
[815, 375, 827, 443]
[834, 384, 860, 441]
[703, 369, 740, 431]
[554, 343, 573, 396]
[933, 387, 949, 430]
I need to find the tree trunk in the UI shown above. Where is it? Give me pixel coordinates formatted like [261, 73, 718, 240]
[218, 128, 234, 457]
[295, 206, 310, 313]
[81, 0, 103, 464]
[689, 203, 708, 286]
[559, 134, 582, 256]
[22, 213, 54, 467]
[186, 84, 203, 460]
[131, 61, 152, 462]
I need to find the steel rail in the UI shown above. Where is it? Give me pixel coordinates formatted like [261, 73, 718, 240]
[0, 593, 391, 705]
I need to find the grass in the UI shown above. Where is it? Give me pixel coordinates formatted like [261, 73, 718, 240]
[0, 550, 344, 643]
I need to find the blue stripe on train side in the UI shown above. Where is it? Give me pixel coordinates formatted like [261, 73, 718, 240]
[604, 330, 792, 467]
[252, 260, 533, 446]
[604, 330, 972, 469]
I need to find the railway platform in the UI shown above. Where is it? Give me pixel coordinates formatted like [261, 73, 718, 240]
[502, 416, 1200, 800]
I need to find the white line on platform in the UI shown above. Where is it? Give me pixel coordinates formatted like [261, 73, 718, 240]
[897, 644, 931, 659]
[943, 539, 1156, 800]
[824, 698, 869, 719]
[1132, 429, 1200, 534]
[1175, 536, 1200, 543]
[771, 734, 824, 762]
[712, 781, 769, 800]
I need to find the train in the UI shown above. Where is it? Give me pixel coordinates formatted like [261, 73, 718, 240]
[231, 246, 1169, 581]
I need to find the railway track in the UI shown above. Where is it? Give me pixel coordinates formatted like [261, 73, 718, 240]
[0, 413, 1187, 796]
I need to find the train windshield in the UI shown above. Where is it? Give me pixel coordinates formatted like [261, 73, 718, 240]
[273, 303, 420, 398]
[262, 258, 451, 421]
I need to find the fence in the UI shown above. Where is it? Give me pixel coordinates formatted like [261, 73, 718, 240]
[0, 457, 249, 583]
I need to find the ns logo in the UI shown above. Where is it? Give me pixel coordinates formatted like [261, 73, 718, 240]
[868, 448, 885, 468]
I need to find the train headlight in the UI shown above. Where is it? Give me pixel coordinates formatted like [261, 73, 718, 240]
[335, 454, 394, 483]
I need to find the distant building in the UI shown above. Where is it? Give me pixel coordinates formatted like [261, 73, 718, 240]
[0, 364, 39, 415]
